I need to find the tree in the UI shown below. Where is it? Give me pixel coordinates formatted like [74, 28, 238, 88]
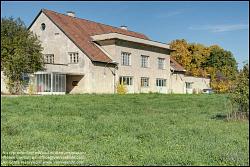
[229, 63, 249, 119]
[206, 46, 238, 80]
[204, 46, 238, 92]
[188, 43, 210, 77]
[169, 39, 192, 71]
[170, 39, 238, 93]
[1, 17, 44, 94]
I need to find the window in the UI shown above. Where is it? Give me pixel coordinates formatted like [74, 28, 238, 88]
[69, 52, 79, 63]
[121, 52, 131, 66]
[141, 55, 149, 68]
[44, 54, 54, 64]
[156, 78, 166, 87]
[186, 82, 192, 89]
[36, 73, 66, 93]
[119, 76, 133, 85]
[141, 77, 149, 87]
[41, 23, 46, 31]
[158, 58, 165, 69]
[22, 73, 30, 87]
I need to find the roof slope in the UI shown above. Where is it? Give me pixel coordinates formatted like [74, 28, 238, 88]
[30, 9, 185, 71]
[170, 57, 186, 72]
[40, 9, 149, 63]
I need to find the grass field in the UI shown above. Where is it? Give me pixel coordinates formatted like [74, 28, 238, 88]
[1, 94, 249, 166]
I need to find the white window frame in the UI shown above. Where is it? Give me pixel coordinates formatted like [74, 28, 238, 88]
[69, 52, 79, 64]
[44, 54, 54, 64]
[119, 76, 133, 85]
[158, 58, 165, 69]
[141, 55, 149, 68]
[156, 78, 166, 87]
[121, 52, 131, 66]
[141, 77, 149, 87]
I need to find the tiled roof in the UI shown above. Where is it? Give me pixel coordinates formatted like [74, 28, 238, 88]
[32, 9, 185, 72]
[41, 9, 149, 63]
[170, 57, 186, 72]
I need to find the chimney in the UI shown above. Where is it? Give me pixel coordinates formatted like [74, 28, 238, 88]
[120, 25, 128, 30]
[66, 11, 75, 17]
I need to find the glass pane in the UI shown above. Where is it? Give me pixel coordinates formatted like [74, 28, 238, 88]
[56, 74, 59, 92]
[59, 74, 62, 92]
[49, 74, 51, 92]
[53, 73, 56, 92]
[62, 75, 66, 92]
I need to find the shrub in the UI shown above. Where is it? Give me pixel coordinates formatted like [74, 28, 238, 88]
[211, 80, 232, 93]
[116, 82, 127, 94]
[28, 84, 34, 95]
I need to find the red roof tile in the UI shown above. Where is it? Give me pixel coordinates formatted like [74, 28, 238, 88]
[41, 9, 149, 63]
[31, 9, 185, 71]
[170, 57, 186, 72]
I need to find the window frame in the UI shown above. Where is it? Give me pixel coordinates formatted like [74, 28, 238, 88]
[158, 58, 165, 69]
[121, 52, 131, 66]
[44, 54, 54, 64]
[156, 78, 166, 87]
[141, 77, 149, 87]
[141, 55, 149, 68]
[186, 82, 192, 89]
[69, 52, 79, 64]
[119, 76, 133, 86]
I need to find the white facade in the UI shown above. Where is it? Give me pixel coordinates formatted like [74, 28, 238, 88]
[1, 10, 211, 95]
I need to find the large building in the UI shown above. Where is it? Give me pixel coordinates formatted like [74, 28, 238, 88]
[1, 9, 210, 95]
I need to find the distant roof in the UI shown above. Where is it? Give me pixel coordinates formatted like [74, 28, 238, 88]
[29, 9, 150, 63]
[170, 57, 186, 72]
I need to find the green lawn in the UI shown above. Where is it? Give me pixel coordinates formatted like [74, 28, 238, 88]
[1, 94, 249, 166]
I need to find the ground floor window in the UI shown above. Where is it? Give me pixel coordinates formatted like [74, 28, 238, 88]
[156, 78, 166, 87]
[141, 77, 149, 87]
[22, 73, 30, 87]
[35, 73, 66, 93]
[186, 82, 192, 89]
[119, 76, 133, 85]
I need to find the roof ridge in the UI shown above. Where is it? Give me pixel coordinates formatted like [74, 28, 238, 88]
[42, 8, 149, 39]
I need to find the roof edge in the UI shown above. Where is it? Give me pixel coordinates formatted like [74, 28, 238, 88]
[42, 8, 149, 40]
[31, 9, 112, 63]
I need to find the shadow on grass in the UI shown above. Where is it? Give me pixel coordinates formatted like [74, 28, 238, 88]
[211, 113, 227, 120]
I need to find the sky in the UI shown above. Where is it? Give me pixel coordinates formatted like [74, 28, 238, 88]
[1, 1, 249, 69]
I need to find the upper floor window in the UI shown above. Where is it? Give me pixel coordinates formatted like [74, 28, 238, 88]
[141, 55, 149, 68]
[44, 54, 54, 64]
[156, 78, 166, 87]
[119, 76, 133, 85]
[69, 52, 79, 63]
[158, 58, 165, 69]
[41, 23, 46, 31]
[141, 77, 149, 87]
[121, 52, 131, 66]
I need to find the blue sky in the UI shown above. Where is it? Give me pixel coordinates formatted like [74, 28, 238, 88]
[1, 1, 249, 69]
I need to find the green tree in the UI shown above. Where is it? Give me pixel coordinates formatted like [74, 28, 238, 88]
[229, 63, 249, 118]
[1, 17, 44, 94]
[206, 46, 238, 80]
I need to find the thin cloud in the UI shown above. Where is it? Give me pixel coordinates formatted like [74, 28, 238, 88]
[189, 24, 249, 32]
[155, 11, 183, 18]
